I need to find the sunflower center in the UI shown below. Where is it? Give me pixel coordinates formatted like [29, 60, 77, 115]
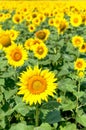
[28, 76, 47, 94]
[37, 46, 44, 55]
[81, 44, 85, 49]
[75, 39, 81, 45]
[36, 31, 46, 40]
[76, 61, 83, 68]
[74, 18, 78, 23]
[11, 49, 22, 61]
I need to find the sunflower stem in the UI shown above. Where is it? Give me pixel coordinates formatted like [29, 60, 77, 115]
[35, 104, 39, 127]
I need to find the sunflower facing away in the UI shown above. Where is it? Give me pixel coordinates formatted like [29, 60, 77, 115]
[5, 44, 28, 68]
[74, 58, 86, 71]
[17, 66, 57, 105]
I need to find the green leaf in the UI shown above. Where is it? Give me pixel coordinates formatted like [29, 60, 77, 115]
[0, 79, 5, 85]
[4, 88, 17, 100]
[34, 123, 52, 130]
[60, 123, 76, 130]
[76, 114, 86, 127]
[9, 123, 34, 130]
[61, 100, 76, 111]
[41, 101, 60, 110]
[14, 103, 29, 116]
[45, 110, 61, 124]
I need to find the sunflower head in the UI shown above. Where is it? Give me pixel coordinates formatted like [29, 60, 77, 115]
[79, 43, 86, 53]
[35, 29, 50, 41]
[70, 14, 82, 27]
[5, 44, 28, 68]
[58, 19, 68, 34]
[74, 58, 86, 71]
[72, 36, 84, 48]
[0, 32, 11, 47]
[33, 43, 48, 59]
[17, 66, 57, 105]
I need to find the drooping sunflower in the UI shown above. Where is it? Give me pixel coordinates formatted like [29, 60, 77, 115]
[57, 18, 69, 34]
[70, 14, 82, 27]
[17, 66, 57, 105]
[33, 43, 48, 59]
[5, 44, 28, 68]
[72, 36, 84, 48]
[74, 58, 86, 71]
[35, 29, 50, 41]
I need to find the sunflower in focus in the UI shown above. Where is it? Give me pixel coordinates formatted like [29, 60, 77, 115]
[33, 43, 48, 59]
[5, 44, 28, 68]
[17, 66, 57, 105]
[70, 14, 82, 27]
[72, 36, 84, 48]
[74, 58, 86, 71]
[35, 29, 50, 41]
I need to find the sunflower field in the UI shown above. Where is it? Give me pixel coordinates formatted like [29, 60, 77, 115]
[0, 1, 86, 130]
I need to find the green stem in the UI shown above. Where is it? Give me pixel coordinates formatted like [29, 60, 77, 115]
[76, 79, 80, 113]
[35, 104, 39, 127]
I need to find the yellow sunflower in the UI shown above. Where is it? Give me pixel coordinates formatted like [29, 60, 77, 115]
[72, 36, 84, 48]
[0, 32, 12, 48]
[24, 38, 34, 50]
[57, 18, 69, 34]
[78, 71, 85, 78]
[17, 66, 57, 105]
[79, 43, 86, 53]
[70, 14, 82, 27]
[28, 23, 36, 32]
[6, 29, 19, 41]
[35, 29, 50, 41]
[74, 58, 86, 71]
[5, 44, 28, 68]
[33, 43, 48, 59]
[12, 14, 22, 24]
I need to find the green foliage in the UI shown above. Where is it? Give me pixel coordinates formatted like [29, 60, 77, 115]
[0, 1, 86, 130]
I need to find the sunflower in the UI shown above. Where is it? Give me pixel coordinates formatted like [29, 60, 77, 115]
[57, 18, 69, 34]
[24, 38, 34, 50]
[70, 14, 82, 27]
[74, 58, 86, 71]
[78, 71, 85, 78]
[48, 18, 55, 26]
[35, 29, 50, 41]
[12, 14, 22, 24]
[33, 43, 48, 59]
[72, 36, 84, 48]
[6, 29, 19, 41]
[5, 44, 28, 68]
[0, 32, 11, 48]
[17, 66, 57, 105]
[28, 24, 36, 32]
[79, 43, 86, 53]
